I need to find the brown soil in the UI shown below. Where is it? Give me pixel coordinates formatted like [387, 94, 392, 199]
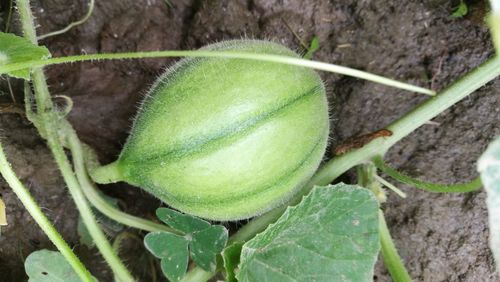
[1, 0, 499, 281]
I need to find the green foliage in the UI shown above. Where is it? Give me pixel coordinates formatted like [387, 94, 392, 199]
[0, 32, 50, 79]
[237, 184, 380, 282]
[373, 156, 482, 193]
[451, 1, 468, 18]
[145, 232, 189, 282]
[478, 136, 500, 270]
[304, 36, 320, 59]
[91, 40, 329, 220]
[189, 225, 228, 270]
[144, 208, 228, 281]
[156, 207, 211, 233]
[25, 250, 96, 282]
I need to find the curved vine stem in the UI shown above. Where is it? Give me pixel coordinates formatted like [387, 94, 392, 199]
[372, 156, 483, 193]
[0, 51, 434, 96]
[66, 126, 179, 234]
[32, 72, 134, 282]
[0, 142, 94, 282]
[37, 0, 95, 40]
[16, 0, 134, 280]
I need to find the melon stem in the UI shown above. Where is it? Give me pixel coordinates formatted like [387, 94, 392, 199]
[90, 161, 123, 184]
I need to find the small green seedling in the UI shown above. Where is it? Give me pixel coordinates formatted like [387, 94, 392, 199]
[144, 208, 228, 281]
[304, 36, 320, 59]
[91, 40, 330, 220]
[452, 0, 468, 18]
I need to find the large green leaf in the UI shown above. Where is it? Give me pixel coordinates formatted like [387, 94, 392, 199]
[25, 250, 92, 282]
[478, 136, 500, 271]
[0, 32, 50, 79]
[237, 184, 380, 282]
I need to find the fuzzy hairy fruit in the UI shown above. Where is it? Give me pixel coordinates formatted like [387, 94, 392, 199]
[91, 40, 329, 220]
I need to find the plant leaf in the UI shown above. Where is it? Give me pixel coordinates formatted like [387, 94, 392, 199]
[222, 242, 244, 282]
[145, 208, 229, 279]
[190, 225, 228, 272]
[156, 208, 210, 233]
[451, 1, 468, 18]
[304, 36, 320, 59]
[237, 183, 380, 282]
[25, 250, 92, 282]
[0, 32, 51, 79]
[144, 232, 189, 281]
[478, 136, 500, 271]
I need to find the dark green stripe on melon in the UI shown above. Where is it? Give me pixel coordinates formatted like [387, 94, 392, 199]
[91, 40, 330, 220]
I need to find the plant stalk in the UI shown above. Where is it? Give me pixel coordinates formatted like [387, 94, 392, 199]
[0, 51, 434, 96]
[16, 0, 134, 280]
[378, 210, 413, 282]
[0, 143, 94, 282]
[66, 127, 179, 234]
[372, 156, 482, 193]
[32, 73, 134, 282]
[37, 0, 95, 40]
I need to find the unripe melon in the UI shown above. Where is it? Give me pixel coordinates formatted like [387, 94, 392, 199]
[91, 40, 329, 220]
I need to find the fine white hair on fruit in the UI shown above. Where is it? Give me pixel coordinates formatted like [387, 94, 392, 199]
[92, 40, 330, 220]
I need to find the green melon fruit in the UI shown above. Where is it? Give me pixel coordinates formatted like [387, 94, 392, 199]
[91, 40, 329, 220]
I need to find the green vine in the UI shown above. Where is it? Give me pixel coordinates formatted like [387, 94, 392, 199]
[379, 210, 412, 282]
[16, 0, 134, 280]
[0, 142, 93, 282]
[0, 50, 434, 95]
[372, 156, 483, 193]
[37, 0, 95, 40]
[66, 125, 179, 234]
